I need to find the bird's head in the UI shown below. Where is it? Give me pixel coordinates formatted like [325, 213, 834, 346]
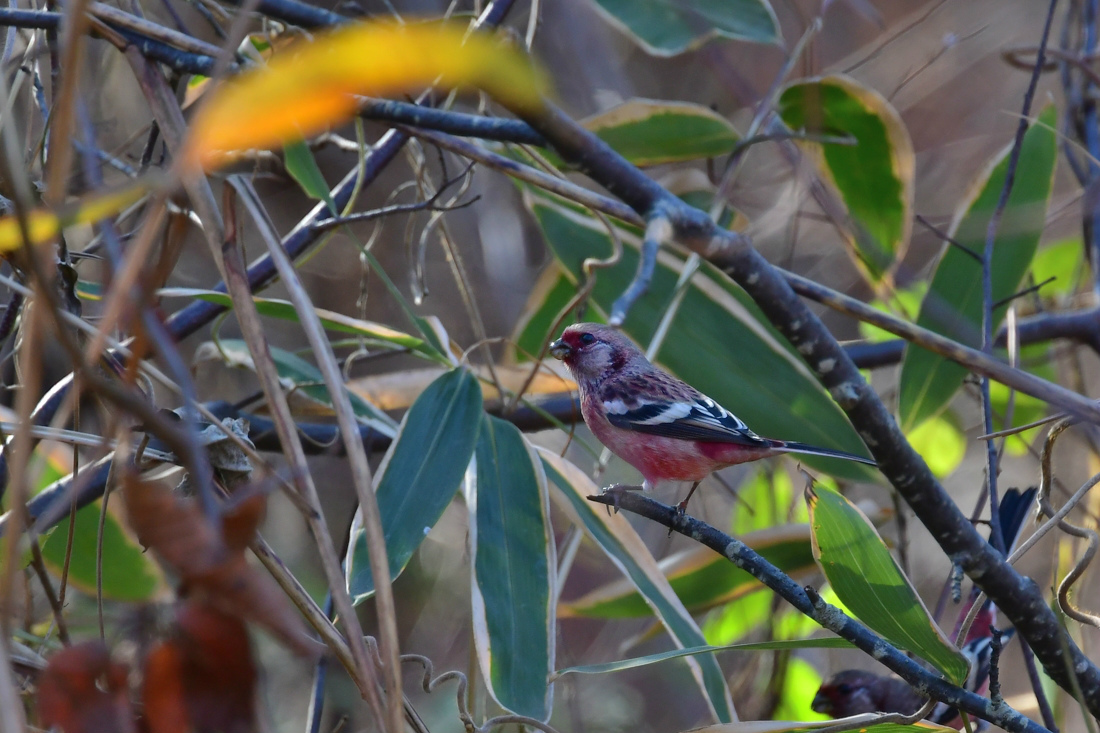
[811, 670, 883, 717]
[549, 323, 640, 382]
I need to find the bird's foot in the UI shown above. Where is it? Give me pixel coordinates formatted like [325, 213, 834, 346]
[669, 500, 690, 537]
[669, 482, 700, 536]
[600, 483, 644, 515]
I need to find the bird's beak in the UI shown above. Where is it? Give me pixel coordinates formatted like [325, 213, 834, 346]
[810, 692, 831, 715]
[549, 338, 571, 360]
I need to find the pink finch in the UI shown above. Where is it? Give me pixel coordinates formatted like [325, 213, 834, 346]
[548, 323, 875, 509]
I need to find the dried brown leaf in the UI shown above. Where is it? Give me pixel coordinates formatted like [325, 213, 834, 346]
[37, 642, 135, 733]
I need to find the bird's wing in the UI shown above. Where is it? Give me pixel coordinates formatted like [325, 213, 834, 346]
[603, 385, 770, 447]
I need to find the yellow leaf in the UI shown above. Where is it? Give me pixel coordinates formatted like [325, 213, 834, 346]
[0, 181, 149, 253]
[184, 20, 548, 170]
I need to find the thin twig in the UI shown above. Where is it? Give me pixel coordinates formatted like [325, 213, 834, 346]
[609, 207, 672, 324]
[216, 185, 388, 719]
[979, 0, 1058, 556]
[27, 538, 70, 645]
[783, 269, 1100, 424]
[227, 176, 404, 733]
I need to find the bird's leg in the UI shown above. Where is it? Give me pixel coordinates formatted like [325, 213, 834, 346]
[667, 482, 702, 537]
[676, 482, 702, 516]
[600, 483, 645, 514]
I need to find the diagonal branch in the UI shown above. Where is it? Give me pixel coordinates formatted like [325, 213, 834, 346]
[590, 490, 1048, 733]
[510, 99, 1100, 715]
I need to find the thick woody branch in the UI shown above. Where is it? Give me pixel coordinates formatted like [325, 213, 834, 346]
[514, 99, 1100, 715]
[590, 491, 1047, 733]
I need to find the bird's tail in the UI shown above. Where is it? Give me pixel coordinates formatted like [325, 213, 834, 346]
[772, 440, 877, 467]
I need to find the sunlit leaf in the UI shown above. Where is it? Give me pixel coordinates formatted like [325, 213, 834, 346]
[516, 190, 876, 480]
[347, 368, 482, 603]
[539, 448, 736, 723]
[898, 104, 1058, 431]
[857, 282, 926, 343]
[554, 637, 852, 678]
[732, 468, 804, 536]
[779, 75, 914, 279]
[988, 345, 1055, 455]
[806, 482, 967, 684]
[704, 569, 856, 646]
[587, 0, 780, 55]
[904, 413, 965, 479]
[1030, 237, 1084, 298]
[773, 658, 829, 722]
[467, 417, 554, 720]
[184, 21, 548, 170]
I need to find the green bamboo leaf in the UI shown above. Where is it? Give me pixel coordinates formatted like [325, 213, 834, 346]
[582, 100, 740, 166]
[587, 0, 780, 55]
[161, 289, 435, 358]
[346, 368, 482, 603]
[467, 417, 554, 720]
[40, 501, 163, 602]
[215, 339, 398, 435]
[805, 482, 967, 684]
[560, 524, 817, 618]
[905, 414, 965, 479]
[33, 445, 162, 602]
[1030, 237, 1084, 298]
[553, 637, 852, 678]
[516, 190, 875, 481]
[778, 75, 914, 279]
[898, 104, 1058, 431]
[539, 448, 736, 723]
[284, 140, 337, 215]
[774, 658, 829, 722]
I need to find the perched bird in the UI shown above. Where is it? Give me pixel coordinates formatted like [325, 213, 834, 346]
[548, 323, 876, 509]
[812, 627, 1013, 729]
[812, 488, 1036, 729]
[810, 669, 925, 718]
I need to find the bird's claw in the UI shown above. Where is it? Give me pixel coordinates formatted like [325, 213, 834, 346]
[668, 500, 690, 537]
[599, 483, 643, 515]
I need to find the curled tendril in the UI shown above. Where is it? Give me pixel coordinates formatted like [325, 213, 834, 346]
[1036, 417, 1100, 628]
[364, 638, 566, 733]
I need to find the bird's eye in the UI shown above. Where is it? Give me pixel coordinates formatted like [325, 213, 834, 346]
[836, 684, 852, 695]
[579, 332, 596, 345]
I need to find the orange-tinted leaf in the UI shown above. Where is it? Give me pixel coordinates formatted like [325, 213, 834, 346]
[221, 492, 266, 552]
[121, 475, 319, 657]
[122, 474, 225, 576]
[184, 20, 548, 170]
[142, 602, 257, 733]
[37, 642, 134, 733]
